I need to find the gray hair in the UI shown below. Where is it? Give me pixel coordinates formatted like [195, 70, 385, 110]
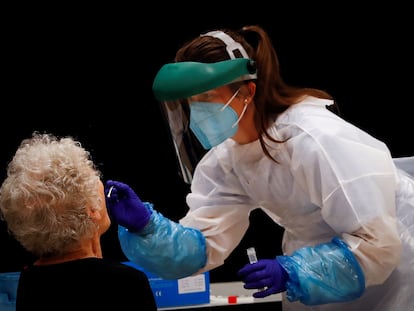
[0, 132, 103, 257]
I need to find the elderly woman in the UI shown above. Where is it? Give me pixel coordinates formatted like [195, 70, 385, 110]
[0, 132, 156, 311]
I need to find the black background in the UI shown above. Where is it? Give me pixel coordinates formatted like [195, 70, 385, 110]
[1, 4, 412, 282]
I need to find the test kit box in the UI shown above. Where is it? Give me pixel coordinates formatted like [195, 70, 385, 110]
[123, 261, 210, 308]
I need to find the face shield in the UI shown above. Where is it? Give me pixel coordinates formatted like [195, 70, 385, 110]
[153, 30, 257, 184]
[153, 58, 257, 184]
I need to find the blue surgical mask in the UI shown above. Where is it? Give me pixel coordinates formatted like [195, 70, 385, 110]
[189, 89, 247, 149]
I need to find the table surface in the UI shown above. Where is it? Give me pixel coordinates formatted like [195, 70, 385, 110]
[158, 281, 282, 310]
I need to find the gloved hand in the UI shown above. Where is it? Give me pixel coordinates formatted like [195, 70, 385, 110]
[238, 258, 288, 298]
[105, 180, 152, 232]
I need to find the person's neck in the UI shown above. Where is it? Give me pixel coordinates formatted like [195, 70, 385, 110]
[233, 107, 259, 144]
[34, 237, 103, 266]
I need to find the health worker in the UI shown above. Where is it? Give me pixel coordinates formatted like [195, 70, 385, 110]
[105, 25, 414, 310]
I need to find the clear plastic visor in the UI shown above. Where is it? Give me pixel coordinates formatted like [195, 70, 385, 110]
[160, 98, 205, 184]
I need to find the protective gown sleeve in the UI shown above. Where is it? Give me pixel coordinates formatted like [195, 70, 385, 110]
[117, 202, 207, 280]
[277, 237, 365, 305]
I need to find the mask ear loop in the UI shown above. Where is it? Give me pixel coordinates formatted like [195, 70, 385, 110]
[218, 88, 248, 128]
[232, 100, 248, 128]
[220, 88, 240, 111]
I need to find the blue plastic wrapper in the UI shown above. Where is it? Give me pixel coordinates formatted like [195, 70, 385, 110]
[277, 237, 365, 305]
[118, 202, 207, 280]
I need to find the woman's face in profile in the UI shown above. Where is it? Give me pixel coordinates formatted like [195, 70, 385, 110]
[96, 180, 111, 235]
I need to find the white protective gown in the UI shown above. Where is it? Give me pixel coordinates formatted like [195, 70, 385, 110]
[178, 96, 414, 310]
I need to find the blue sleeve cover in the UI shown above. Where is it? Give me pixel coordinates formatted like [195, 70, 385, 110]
[118, 202, 207, 280]
[277, 237, 365, 305]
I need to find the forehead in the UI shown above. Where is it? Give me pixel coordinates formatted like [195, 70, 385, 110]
[189, 85, 232, 101]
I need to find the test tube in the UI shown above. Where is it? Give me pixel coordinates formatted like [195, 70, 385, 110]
[246, 247, 265, 292]
[107, 186, 114, 198]
[246, 247, 259, 264]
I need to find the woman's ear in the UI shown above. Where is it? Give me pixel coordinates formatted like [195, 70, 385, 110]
[243, 81, 256, 102]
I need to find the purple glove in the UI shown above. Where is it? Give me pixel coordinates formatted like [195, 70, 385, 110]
[238, 258, 288, 298]
[105, 180, 151, 232]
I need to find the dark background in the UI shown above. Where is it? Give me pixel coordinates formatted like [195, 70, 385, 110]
[1, 4, 412, 282]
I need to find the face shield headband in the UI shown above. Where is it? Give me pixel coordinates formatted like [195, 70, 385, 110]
[152, 58, 257, 102]
[153, 30, 257, 101]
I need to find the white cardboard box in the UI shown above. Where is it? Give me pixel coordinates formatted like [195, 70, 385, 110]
[122, 261, 210, 308]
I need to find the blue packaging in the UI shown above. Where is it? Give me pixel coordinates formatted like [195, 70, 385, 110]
[0, 271, 20, 311]
[123, 261, 210, 308]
